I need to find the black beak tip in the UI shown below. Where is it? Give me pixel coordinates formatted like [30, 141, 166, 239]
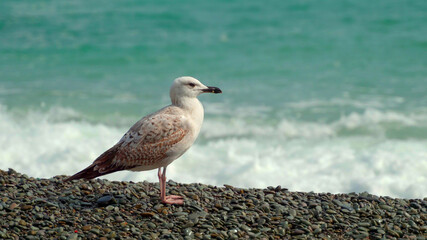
[204, 86, 222, 94]
[213, 87, 222, 94]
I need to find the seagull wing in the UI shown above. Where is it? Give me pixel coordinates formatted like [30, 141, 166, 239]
[66, 110, 189, 181]
[115, 113, 189, 167]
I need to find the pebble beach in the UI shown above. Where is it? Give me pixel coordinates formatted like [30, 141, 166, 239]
[1, 168, 425, 239]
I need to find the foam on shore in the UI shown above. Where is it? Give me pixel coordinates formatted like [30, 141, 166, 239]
[1, 104, 426, 199]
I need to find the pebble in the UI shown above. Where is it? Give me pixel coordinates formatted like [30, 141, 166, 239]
[9, 203, 18, 210]
[105, 205, 114, 211]
[67, 233, 78, 240]
[182, 222, 194, 228]
[300, 219, 311, 226]
[21, 205, 33, 211]
[291, 229, 305, 235]
[141, 212, 155, 217]
[184, 228, 193, 236]
[379, 204, 393, 211]
[0, 168, 425, 239]
[358, 222, 370, 227]
[90, 228, 101, 235]
[353, 232, 369, 239]
[326, 209, 337, 214]
[96, 195, 116, 207]
[260, 203, 270, 212]
[82, 225, 91, 231]
[115, 216, 124, 223]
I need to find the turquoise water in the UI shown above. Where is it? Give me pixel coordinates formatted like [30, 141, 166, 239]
[1, 1, 426, 198]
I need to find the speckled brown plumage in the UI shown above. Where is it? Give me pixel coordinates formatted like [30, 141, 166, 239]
[66, 107, 189, 181]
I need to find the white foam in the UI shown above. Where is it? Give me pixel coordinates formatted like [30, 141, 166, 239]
[1, 104, 426, 198]
[285, 97, 406, 110]
[0, 105, 125, 179]
[170, 136, 427, 199]
[335, 108, 419, 129]
[202, 107, 427, 140]
[286, 98, 385, 109]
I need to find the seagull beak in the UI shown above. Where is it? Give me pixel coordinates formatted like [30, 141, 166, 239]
[202, 86, 222, 94]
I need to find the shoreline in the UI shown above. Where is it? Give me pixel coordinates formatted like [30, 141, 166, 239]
[1, 168, 425, 239]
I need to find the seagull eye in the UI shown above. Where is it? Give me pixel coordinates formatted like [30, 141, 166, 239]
[188, 83, 196, 88]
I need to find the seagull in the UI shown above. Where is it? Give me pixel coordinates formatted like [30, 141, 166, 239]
[65, 76, 222, 204]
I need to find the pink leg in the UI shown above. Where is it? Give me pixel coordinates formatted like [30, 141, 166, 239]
[157, 167, 183, 205]
[157, 168, 165, 200]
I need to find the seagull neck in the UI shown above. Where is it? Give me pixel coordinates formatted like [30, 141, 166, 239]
[172, 97, 202, 111]
[172, 97, 204, 122]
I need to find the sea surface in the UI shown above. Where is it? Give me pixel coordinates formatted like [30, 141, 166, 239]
[1, 0, 426, 198]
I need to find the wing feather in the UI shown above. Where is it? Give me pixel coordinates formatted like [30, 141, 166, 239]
[95, 112, 188, 172]
[66, 107, 189, 181]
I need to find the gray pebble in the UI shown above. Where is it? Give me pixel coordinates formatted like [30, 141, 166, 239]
[96, 195, 116, 207]
[1, 168, 424, 240]
[105, 205, 114, 211]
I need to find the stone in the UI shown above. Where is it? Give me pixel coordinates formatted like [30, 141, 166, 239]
[82, 225, 91, 231]
[106, 205, 114, 211]
[9, 203, 18, 210]
[67, 233, 78, 240]
[0, 169, 423, 240]
[96, 195, 116, 207]
[291, 229, 305, 235]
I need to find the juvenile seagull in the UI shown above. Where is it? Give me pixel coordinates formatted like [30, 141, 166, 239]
[66, 76, 222, 204]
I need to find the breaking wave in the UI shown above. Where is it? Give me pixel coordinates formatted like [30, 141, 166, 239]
[1, 104, 426, 198]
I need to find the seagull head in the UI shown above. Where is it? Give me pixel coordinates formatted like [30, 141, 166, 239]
[170, 76, 222, 102]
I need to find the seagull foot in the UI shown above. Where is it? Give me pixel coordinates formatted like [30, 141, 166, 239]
[161, 195, 184, 205]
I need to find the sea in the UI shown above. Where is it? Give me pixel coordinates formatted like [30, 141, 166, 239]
[1, 0, 426, 199]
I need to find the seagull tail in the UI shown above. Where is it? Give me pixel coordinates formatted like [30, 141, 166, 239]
[64, 164, 101, 181]
[65, 146, 121, 181]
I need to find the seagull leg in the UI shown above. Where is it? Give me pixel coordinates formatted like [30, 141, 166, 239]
[158, 166, 183, 205]
[157, 168, 165, 201]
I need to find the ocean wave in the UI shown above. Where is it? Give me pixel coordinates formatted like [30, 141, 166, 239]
[0, 104, 426, 198]
[202, 107, 427, 140]
[0, 104, 125, 179]
[174, 137, 427, 199]
[285, 98, 386, 109]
